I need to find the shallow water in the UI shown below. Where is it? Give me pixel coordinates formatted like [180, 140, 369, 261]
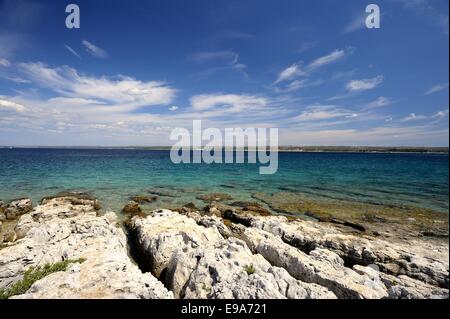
[0, 148, 448, 214]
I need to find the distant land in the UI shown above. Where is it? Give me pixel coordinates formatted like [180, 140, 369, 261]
[0, 146, 448, 153]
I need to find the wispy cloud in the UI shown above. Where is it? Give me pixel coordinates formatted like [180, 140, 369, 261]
[191, 50, 247, 78]
[342, 13, 366, 34]
[273, 48, 352, 92]
[0, 97, 25, 113]
[274, 63, 305, 84]
[82, 40, 108, 59]
[393, 0, 449, 34]
[401, 113, 428, 122]
[293, 105, 354, 122]
[169, 106, 179, 111]
[363, 96, 392, 110]
[346, 75, 384, 92]
[64, 44, 81, 59]
[0, 58, 11, 67]
[307, 49, 348, 71]
[18, 62, 176, 109]
[424, 82, 449, 95]
[190, 94, 267, 112]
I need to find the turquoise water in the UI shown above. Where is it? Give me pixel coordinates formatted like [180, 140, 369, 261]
[0, 148, 448, 214]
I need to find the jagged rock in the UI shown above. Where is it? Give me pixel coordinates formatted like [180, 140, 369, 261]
[353, 265, 448, 299]
[247, 215, 449, 289]
[241, 226, 388, 299]
[128, 210, 223, 278]
[0, 197, 173, 299]
[179, 210, 232, 238]
[128, 210, 336, 299]
[122, 201, 142, 215]
[4, 198, 33, 220]
[41, 192, 101, 210]
[130, 195, 157, 204]
[166, 238, 336, 299]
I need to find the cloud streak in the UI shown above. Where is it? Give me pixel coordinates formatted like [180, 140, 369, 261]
[82, 40, 108, 59]
[424, 82, 449, 95]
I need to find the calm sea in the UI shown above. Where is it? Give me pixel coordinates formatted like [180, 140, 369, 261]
[0, 148, 448, 214]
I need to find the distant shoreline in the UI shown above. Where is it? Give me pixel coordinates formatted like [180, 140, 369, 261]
[1, 146, 448, 154]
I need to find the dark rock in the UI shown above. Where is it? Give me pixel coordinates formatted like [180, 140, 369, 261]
[183, 202, 198, 210]
[147, 187, 177, 198]
[364, 215, 387, 223]
[420, 230, 449, 238]
[123, 201, 142, 215]
[242, 204, 271, 216]
[4, 198, 33, 220]
[196, 193, 233, 203]
[130, 195, 157, 204]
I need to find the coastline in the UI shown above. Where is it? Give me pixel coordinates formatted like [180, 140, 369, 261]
[1, 146, 449, 154]
[0, 191, 448, 299]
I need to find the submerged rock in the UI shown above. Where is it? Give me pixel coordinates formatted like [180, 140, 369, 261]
[0, 197, 173, 299]
[122, 201, 143, 215]
[196, 193, 233, 203]
[130, 195, 158, 204]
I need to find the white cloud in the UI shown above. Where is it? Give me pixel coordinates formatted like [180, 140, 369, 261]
[169, 106, 179, 111]
[64, 44, 81, 59]
[424, 82, 449, 95]
[292, 105, 354, 122]
[18, 62, 176, 109]
[274, 63, 305, 84]
[306, 49, 347, 71]
[432, 109, 449, 119]
[82, 40, 108, 59]
[190, 94, 267, 112]
[364, 96, 392, 109]
[342, 14, 366, 34]
[0, 58, 10, 67]
[401, 113, 427, 122]
[0, 97, 25, 112]
[274, 48, 351, 86]
[346, 75, 383, 92]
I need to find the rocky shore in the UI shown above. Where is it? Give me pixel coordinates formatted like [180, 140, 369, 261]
[0, 194, 448, 299]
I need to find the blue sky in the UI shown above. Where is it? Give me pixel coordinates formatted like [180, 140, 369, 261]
[0, 0, 448, 146]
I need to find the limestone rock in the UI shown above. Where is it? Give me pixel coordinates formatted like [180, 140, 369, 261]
[353, 265, 448, 299]
[128, 210, 223, 278]
[128, 210, 336, 299]
[166, 238, 336, 299]
[0, 198, 172, 299]
[246, 215, 449, 289]
[241, 226, 388, 299]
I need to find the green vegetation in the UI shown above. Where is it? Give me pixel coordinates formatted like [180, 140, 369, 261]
[244, 264, 256, 275]
[0, 258, 86, 299]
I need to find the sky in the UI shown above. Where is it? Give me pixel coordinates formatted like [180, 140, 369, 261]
[0, 0, 449, 146]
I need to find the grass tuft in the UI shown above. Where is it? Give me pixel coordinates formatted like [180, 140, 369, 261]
[0, 258, 86, 299]
[244, 264, 256, 275]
